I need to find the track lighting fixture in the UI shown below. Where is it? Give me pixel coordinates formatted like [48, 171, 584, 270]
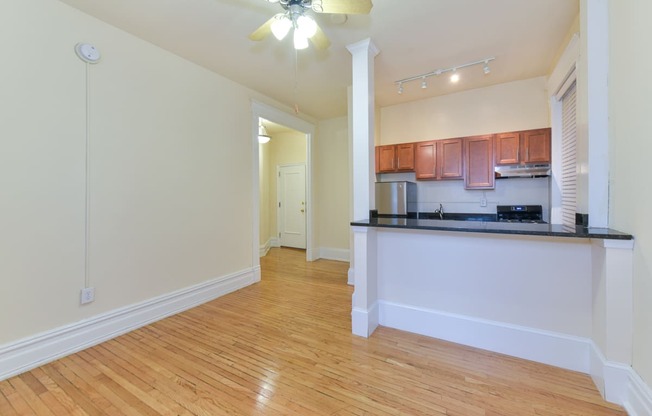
[395, 57, 495, 94]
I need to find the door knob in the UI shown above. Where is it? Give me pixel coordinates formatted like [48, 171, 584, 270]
[301, 209, 305, 213]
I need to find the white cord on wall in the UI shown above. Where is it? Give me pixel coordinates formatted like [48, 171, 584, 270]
[84, 61, 91, 289]
[74, 43, 100, 293]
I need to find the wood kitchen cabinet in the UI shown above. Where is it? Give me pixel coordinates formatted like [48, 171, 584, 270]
[495, 128, 551, 165]
[415, 138, 463, 180]
[465, 135, 495, 189]
[375, 143, 415, 173]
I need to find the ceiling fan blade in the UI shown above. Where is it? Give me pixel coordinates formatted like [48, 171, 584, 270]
[310, 25, 331, 50]
[248, 15, 276, 41]
[314, 0, 373, 14]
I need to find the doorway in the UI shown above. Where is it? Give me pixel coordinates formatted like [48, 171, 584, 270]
[251, 100, 315, 276]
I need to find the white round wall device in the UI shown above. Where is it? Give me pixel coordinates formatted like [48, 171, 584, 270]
[75, 43, 101, 64]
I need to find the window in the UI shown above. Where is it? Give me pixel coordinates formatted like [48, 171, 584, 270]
[560, 81, 577, 228]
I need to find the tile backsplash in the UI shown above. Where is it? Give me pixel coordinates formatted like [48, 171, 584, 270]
[378, 172, 551, 221]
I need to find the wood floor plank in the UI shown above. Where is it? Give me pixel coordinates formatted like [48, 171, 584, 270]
[0, 247, 626, 415]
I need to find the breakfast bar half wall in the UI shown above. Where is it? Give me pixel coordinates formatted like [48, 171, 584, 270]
[350, 221, 635, 408]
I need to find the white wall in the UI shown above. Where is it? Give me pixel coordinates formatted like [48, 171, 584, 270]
[377, 230, 592, 337]
[609, 0, 652, 388]
[379, 77, 550, 144]
[0, 0, 300, 346]
[316, 116, 351, 252]
[259, 142, 271, 246]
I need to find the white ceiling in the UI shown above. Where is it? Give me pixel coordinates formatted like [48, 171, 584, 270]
[58, 0, 579, 120]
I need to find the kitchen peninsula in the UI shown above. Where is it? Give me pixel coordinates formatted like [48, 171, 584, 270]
[349, 217, 634, 402]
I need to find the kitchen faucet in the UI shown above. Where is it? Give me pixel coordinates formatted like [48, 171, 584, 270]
[434, 203, 444, 220]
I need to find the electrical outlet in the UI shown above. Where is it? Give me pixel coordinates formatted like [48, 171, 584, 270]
[80, 287, 95, 305]
[480, 198, 487, 207]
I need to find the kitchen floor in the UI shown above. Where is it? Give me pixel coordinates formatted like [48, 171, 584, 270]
[0, 247, 626, 415]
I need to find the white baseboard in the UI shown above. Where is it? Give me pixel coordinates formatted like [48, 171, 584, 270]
[347, 267, 354, 286]
[259, 240, 271, 257]
[318, 247, 350, 262]
[259, 238, 280, 257]
[624, 370, 652, 416]
[351, 302, 379, 338]
[0, 268, 256, 382]
[378, 300, 590, 373]
[589, 342, 631, 404]
[590, 341, 652, 413]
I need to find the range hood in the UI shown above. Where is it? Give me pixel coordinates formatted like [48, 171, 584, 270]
[495, 164, 550, 178]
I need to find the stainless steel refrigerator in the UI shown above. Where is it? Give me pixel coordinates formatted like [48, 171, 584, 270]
[375, 181, 417, 216]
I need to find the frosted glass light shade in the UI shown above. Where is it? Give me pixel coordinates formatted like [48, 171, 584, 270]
[296, 15, 317, 38]
[271, 14, 292, 40]
[258, 125, 271, 143]
[293, 30, 309, 50]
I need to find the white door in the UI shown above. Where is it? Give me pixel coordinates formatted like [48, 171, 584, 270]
[277, 164, 306, 249]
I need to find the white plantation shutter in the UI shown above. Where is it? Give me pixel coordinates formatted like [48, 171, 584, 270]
[561, 81, 577, 228]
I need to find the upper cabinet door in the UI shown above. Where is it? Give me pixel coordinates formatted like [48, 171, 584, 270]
[377, 145, 396, 173]
[495, 132, 520, 165]
[395, 143, 415, 171]
[415, 141, 437, 180]
[465, 135, 495, 189]
[438, 138, 464, 179]
[523, 129, 551, 163]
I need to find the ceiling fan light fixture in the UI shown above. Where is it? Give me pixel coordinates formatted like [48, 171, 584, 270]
[271, 14, 292, 40]
[293, 30, 309, 50]
[296, 15, 317, 38]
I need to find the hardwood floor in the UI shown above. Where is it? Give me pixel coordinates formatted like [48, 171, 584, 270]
[1, 247, 626, 415]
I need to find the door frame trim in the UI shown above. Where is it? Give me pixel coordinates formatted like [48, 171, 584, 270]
[277, 163, 307, 249]
[251, 100, 316, 268]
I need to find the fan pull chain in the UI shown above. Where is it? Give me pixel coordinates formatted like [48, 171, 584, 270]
[293, 47, 300, 114]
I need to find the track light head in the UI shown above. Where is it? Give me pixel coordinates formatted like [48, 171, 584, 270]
[398, 83, 403, 94]
[483, 61, 491, 75]
[421, 78, 427, 89]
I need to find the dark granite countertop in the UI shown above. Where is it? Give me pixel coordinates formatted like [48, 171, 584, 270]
[351, 217, 633, 240]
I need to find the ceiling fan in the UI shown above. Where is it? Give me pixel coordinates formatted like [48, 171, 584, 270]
[248, 0, 373, 50]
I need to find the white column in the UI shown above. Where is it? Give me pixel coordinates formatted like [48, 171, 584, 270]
[590, 238, 634, 403]
[347, 38, 380, 336]
[351, 226, 378, 337]
[584, 0, 609, 227]
[347, 38, 379, 222]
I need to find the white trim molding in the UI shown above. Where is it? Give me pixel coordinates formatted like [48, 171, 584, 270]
[379, 300, 591, 373]
[259, 237, 281, 257]
[259, 239, 271, 257]
[0, 268, 256, 381]
[318, 247, 350, 262]
[590, 341, 652, 413]
[624, 370, 652, 416]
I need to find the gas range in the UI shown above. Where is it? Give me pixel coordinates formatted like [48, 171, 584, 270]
[496, 205, 546, 224]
